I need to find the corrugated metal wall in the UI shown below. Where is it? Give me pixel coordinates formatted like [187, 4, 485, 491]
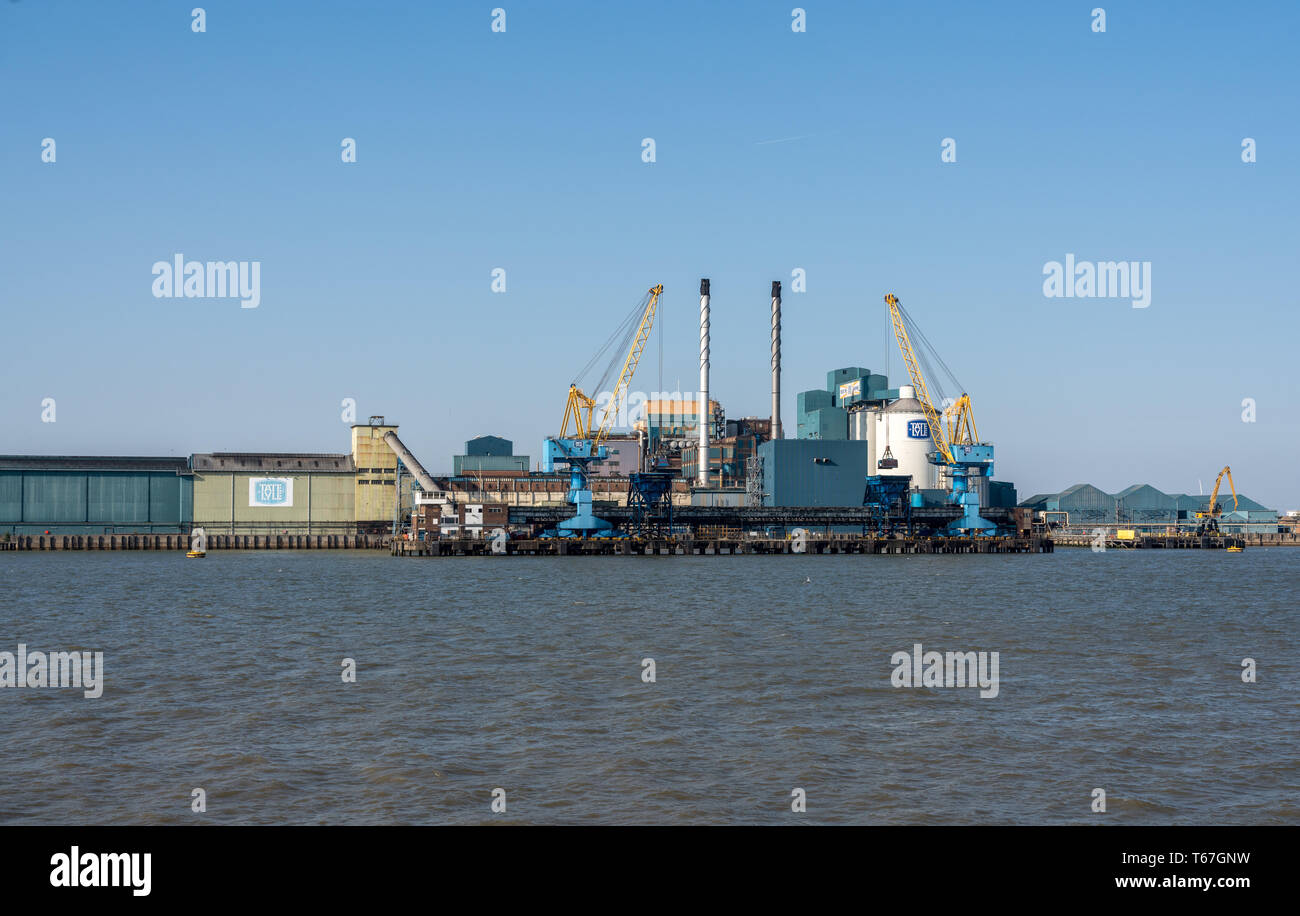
[191, 472, 354, 534]
[0, 471, 192, 534]
[760, 440, 871, 507]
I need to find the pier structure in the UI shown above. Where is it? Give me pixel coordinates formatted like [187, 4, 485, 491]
[392, 534, 1053, 557]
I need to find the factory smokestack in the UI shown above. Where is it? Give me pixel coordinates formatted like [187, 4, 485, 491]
[771, 280, 782, 440]
[698, 278, 711, 487]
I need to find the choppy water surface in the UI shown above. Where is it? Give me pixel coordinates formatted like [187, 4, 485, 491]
[1, 549, 1295, 825]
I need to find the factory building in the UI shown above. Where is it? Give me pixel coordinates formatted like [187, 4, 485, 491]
[634, 398, 721, 456]
[589, 434, 640, 477]
[1020, 484, 1279, 531]
[787, 359, 1021, 508]
[757, 439, 872, 507]
[679, 416, 769, 488]
[0, 456, 192, 535]
[453, 436, 530, 476]
[797, 391, 847, 440]
[798, 367, 899, 441]
[681, 434, 762, 488]
[190, 453, 356, 535]
[350, 418, 414, 528]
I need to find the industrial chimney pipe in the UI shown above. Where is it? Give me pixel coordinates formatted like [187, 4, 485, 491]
[771, 280, 782, 440]
[698, 278, 711, 487]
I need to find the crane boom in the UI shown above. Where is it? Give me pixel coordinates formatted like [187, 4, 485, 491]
[559, 385, 597, 440]
[558, 284, 662, 445]
[944, 394, 979, 448]
[882, 292, 998, 535]
[1206, 466, 1238, 517]
[546, 283, 663, 537]
[885, 293, 952, 464]
[595, 284, 662, 446]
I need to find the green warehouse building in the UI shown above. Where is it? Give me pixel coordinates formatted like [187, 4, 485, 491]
[0, 456, 193, 535]
[189, 453, 356, 536]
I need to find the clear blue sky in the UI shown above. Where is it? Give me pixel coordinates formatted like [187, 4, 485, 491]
[2, 1, 1296, 509]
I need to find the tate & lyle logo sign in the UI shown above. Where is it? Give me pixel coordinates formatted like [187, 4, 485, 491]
[907, 420, 930, 439]
[249, 478, 293, 507]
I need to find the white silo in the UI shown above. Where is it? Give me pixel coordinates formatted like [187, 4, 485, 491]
[876, 386, 935, 488]
[849, 406, 877, 470]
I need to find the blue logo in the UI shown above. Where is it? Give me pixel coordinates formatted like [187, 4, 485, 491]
[907, 420, 930, 439]
[249, 477, 293, 507]
[256, 482, 287, 503]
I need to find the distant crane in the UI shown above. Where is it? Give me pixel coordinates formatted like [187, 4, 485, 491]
[544, 284, 663, 536]
[1195, 466, 1238, 535]
[884, 293, 998, 535]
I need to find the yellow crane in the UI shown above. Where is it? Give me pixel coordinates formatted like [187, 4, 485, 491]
[1196, 466, 1238, 533]
[546, 283, 663, 535]
[885, 294, 955, 466]
[559, 284, 662, 447]
[883, 293, 997, 534]
[942, 393, 980, 450]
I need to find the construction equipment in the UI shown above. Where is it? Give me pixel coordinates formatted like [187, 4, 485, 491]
[544, 284, 663, 535]
[883, 293, 997, 535]
[1195, 466, 1238, 535]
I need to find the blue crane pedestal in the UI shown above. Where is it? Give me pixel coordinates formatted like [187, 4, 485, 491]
[545, 437, 615, 536]
[943, 444, 998, 535]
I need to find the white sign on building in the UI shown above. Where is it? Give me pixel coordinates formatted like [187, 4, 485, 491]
[249, 477, 293, 507]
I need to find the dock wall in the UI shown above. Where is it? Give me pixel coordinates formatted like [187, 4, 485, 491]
[1, 534, 387, 551]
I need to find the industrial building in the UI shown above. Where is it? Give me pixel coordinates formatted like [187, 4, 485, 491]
[351, 415, 416, 530]
[0, 456, 192, 535]
[453, 436, 530, 476]
[190, 452, 356, 536]
[681, 433, 762, 489]
[3, 417, 413, 537]
[680, 417, 769, 488]
[797, 368, 898, 441]
[757, 439, 872, 508]
[796, 371, 946, 489]
[1020, 484, 1279, 532]
[634, 398, 722, 461]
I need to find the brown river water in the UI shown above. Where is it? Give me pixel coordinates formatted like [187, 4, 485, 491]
[1, 548, 1295, 824]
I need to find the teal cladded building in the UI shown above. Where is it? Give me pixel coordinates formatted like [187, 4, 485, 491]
[0, 456, 193, 535]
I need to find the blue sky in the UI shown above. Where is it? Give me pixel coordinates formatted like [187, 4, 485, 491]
[2, 1, 1296, 509]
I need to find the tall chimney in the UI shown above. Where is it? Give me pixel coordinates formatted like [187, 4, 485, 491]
[771, 280, 782, 440]
[698, 278, 711, 487]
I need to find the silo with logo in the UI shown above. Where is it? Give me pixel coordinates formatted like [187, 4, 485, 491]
[872, 386, 935, 489]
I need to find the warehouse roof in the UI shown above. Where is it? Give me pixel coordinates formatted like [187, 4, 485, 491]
[191, 453, 354, 472]
[1115, 484, 1176, 508]
[1021, 483, 1274, 513]
[0, 455, 190, 472]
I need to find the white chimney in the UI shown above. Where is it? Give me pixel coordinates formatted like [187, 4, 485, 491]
[771, 281, 782, 439]
[698, 279, 710, 487]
